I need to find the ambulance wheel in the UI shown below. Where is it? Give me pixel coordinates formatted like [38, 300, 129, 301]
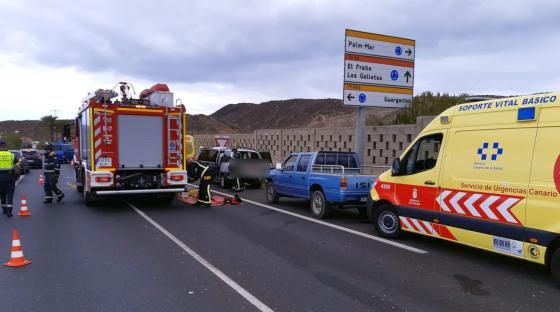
[265, 181, 279, 204]
[220, 174, 230, 189]
[373, 204, 401, 238]
[550, 248, 560, 286]
[311, 190, 331, 219]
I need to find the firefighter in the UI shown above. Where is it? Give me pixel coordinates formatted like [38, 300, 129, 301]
[43, 144, 64, 204]
[0, 139, 18, 217]
[187, 160, 213, 207]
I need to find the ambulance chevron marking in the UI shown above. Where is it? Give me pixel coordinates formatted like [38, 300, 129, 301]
[436, 190, 452, 212]
[480, 196, 499, 220]
[423, 222, 439, 237]
[496, 198, 519, 223]
[410, 218, 427, 234]
[400, 217, 413, 230]
[449, 192, 467, 214]
[464, 193, 482, 217]
[436, 189, 523, 225]
[399, 217, 439, 236]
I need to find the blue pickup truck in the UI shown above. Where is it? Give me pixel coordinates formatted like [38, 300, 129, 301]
[265, 151, 377, 218]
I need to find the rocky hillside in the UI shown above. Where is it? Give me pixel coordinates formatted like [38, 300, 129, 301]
[0, 99, 404, 139]
[189, 98, 400, 133]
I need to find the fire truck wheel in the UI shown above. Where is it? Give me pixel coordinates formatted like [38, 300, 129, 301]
[265, 181, 279, 204]
[310, 190, 331, 219]
[550, 248, 560, 286]
[84, 190, 94, 206]
[373, 204, 401, 238]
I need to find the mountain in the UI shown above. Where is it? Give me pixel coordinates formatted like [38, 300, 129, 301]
[189, 98, 400, 133]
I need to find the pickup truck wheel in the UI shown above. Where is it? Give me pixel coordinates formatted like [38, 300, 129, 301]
[265, 182, 279, 204]
[311, 190, 331, 219]
[373, 204, 401, 238]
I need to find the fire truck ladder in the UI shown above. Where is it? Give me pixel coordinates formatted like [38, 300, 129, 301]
[167, 114, 183, 168]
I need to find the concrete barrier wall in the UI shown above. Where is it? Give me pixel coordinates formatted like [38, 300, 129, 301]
[193, 116, 435, 173]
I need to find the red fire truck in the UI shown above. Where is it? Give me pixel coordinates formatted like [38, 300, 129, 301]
[73, 82, 188, 205]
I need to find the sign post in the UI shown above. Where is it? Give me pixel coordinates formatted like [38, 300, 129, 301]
[343, 29, 416, 163]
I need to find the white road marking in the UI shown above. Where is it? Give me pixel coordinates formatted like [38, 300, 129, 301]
[126, 201, 274, 312]
[192, 185, 428, 255]
[15, 175, 24, 186]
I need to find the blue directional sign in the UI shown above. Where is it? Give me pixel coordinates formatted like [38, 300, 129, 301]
[390, 70, 399, 81]
[359, 93, 367, 103]
[395, 46, 402, 56]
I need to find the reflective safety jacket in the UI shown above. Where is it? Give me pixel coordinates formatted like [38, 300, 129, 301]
[0, 151, 16, 172]
[43, 152, 60, 175]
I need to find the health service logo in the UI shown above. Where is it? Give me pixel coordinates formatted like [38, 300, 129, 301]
[477, 142, 503, 161]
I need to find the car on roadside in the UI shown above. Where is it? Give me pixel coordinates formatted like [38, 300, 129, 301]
[265, 151, 377, 219]
[21, 149, 43, 169]
[196, 147, 272, 189]
[9, 150, 29, 174]
[53, 142, 74, 163]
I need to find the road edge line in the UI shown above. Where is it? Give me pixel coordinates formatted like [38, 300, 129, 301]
[194, 185, 428, 255]
[16, 175, 24, 186]
[126, 201, 274, 312]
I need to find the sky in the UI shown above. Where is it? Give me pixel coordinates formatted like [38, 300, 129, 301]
[1, 0, 559, 120]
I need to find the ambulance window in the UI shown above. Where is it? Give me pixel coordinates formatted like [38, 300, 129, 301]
[400, 133, 443, 175]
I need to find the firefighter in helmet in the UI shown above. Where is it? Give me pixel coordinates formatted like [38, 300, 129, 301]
[0, 139, 19, 217]
[43, 144, 64, 203]
[187, 160, 213, 207]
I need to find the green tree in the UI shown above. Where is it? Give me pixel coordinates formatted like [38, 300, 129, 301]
[41, 115, 58, 142]
[394, 92, 469, 124]
[2, 132, 23, 149]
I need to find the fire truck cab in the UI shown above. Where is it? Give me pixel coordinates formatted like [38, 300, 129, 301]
[74, 83, 188, 205]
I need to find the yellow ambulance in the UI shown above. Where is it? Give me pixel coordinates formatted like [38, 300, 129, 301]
[368, 93, 560, 282]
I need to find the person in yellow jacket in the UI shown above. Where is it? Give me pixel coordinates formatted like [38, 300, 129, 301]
[0, 139, 19, 217]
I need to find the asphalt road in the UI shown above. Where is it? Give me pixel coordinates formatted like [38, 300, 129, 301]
[1, 166, 559, 311]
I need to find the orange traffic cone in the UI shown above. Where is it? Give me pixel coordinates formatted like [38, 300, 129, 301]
[18, 195, 31, 217]
[4, 230, 31, 267]
[38, 175, 45, 185]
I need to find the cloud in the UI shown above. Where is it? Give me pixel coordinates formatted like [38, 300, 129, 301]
[1, 0, 560, 119]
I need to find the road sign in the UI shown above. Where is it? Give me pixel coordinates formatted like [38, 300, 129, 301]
[214, 136, 229, 147]
[343, 29, 415, 108]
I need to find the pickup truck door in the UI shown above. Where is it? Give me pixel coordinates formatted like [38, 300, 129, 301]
[275, 154, 299, 195]
[292, 154, 312, 197]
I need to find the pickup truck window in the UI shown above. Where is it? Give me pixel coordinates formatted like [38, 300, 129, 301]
[297, 155, 311, 172]
[336, 154, 358, 168]
[400, 133, 443, 175]
[283, 155, 298, 171]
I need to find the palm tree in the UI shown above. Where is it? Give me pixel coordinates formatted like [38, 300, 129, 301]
[41, 115, 58, 142]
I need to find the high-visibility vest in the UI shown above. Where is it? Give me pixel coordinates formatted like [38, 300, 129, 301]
[0, 151, 15, 170]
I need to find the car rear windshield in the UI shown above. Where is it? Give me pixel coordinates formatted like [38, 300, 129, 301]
[22, 151, 37, 156]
